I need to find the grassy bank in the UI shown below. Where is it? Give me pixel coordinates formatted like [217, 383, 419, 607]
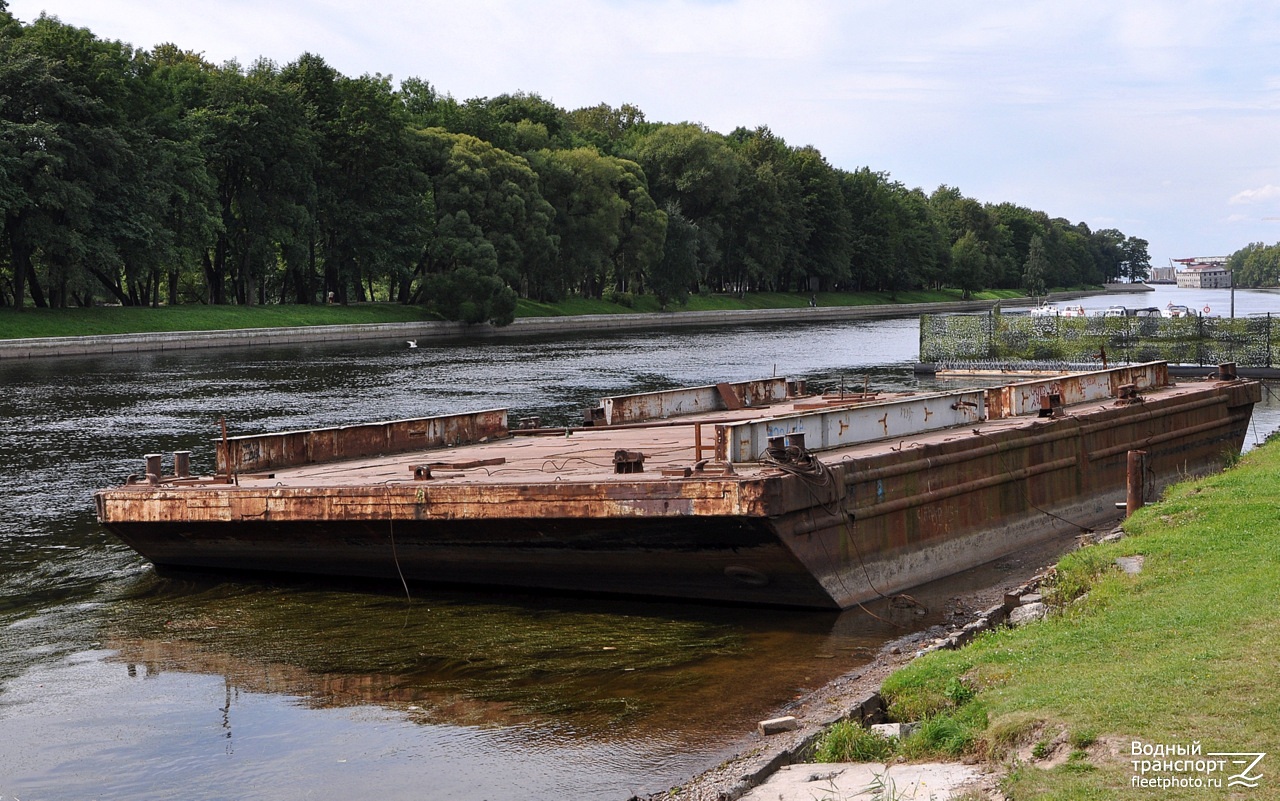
[820, 438, 1280, 799]
[0, 288, 1030, 340]
[513, 288, 1027, 318]
[0, 303, 442, 339]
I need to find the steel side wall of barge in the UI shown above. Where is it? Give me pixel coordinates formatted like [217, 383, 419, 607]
[98, 476, 846, 607]
[95, 377, 1260, 609]
[779, 379, 1258, 608]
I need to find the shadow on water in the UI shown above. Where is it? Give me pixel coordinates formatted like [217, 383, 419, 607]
[96, 524, 1049, 743]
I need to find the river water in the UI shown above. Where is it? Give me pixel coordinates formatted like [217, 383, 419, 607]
[2, 287, 1277, 801]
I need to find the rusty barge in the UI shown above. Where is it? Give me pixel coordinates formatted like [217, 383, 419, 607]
[94, 362, 1259, 609]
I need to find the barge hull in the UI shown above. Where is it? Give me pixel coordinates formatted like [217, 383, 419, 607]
[104, 516, 840, 607]
[95, 365, 1260, 609]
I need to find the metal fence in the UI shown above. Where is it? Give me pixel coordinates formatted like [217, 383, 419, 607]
[920, 312, 1279, 368]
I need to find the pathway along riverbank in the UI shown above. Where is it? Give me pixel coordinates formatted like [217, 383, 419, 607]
[0, 287, 1139, 360]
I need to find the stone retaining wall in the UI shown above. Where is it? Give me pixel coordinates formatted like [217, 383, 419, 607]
[1, 290, 1130, 360]
[0, 300, 1006, 360]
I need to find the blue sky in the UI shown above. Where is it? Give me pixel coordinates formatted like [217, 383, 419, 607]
[11, 0, 1280, 268]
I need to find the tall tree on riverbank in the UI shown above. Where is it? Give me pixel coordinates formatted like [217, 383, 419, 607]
[1022, 234, 1049, 299]
[0, 7, 1156, 313]
[412, 127, 552, 322]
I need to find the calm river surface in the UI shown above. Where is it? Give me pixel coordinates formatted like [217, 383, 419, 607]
[2, 286, 1278, 801]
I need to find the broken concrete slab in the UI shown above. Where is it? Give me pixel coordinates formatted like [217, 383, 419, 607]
[739, 761, 987, 800]
[870, 721, 918, 739]
[1115, 555, 1145, 575]
[1008, 601, 1047, 625]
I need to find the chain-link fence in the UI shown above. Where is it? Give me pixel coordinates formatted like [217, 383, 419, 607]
[920, 312, 1279, 368]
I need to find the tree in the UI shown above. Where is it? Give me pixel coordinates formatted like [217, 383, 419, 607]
[611, 159, 666, 295]
[1119, 236, 1151, 282]
[194, 59, 317, 304]
[627, 123, 740, 288]
[789, 146, 851, 291]
[412, 128, 552, 321]
[529, 147, 631, 298]
[949, 231, 988, 299]
[281, 58, 429, 305]
[1088, 228, 1127, 284]
[721, 126, 804, 293]
[567, 102, 646, 154]
[648, 201, 699, 307]
[1022, 234, 1048, 299]
[1227, 242, 1280, 287]
[0, 14, 134, 308]
[986, 203, 1050, 288]
[145, 44, 222, 305]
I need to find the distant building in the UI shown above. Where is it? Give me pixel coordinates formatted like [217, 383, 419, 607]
[1148, 264, 1176, 284]
[1173, 257, 1231, 289]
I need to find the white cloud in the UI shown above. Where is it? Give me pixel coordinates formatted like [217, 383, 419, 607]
[1230, 185, 1280, 206]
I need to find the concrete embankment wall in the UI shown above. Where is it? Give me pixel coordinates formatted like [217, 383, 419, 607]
[0, 287, 1139, 360]
[0, 299, 1010, 360]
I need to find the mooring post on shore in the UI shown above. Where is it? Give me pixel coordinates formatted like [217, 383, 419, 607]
[1126, 450, 1147, 517]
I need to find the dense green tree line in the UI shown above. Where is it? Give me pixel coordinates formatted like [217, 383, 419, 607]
[1227, 242, 1280, 287]
[0, 6, 1152, 322]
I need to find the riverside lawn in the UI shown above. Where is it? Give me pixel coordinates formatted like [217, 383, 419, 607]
[831, 435, 1280, 800]
[0, 288, 1028, 340]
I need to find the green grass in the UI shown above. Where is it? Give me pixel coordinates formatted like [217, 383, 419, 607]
[873, 439, 1280, 799]
[0, 303, 442, 339]
[812, 719, 897, 763]
[517, 288, 1025, 318]
[1, 289, 1029, 339]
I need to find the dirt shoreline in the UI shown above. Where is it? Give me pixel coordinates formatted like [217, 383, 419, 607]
[640, 524, 1116, 801]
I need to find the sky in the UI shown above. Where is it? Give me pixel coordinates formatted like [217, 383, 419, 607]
[9, 0, 1280, 268]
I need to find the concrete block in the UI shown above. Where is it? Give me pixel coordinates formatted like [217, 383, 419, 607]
[983, 603, 1008, 626]
[757, 716, 799, 736]
[1008, 601, 1047, 626]
[857, 693, 885, 724]
[1115, 555, 1145, 575]
[870, 721, 918, 739]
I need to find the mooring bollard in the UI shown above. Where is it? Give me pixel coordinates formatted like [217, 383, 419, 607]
[1126, 450, 1147, 517]
[144, 453, 163, 485]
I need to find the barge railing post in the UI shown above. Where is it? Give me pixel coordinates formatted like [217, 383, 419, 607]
[1126, 449, 1147, 517]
